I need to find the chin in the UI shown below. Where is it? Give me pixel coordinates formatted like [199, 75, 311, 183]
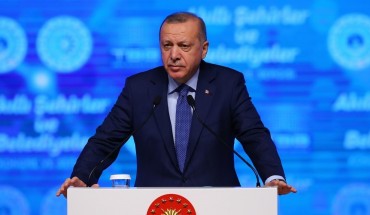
[168, 71, 183, 78]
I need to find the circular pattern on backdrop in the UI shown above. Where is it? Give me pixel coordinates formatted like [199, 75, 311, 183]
[328, 14, 370, 71]
[36, 16, 93, 73]
[0, 17, 27, 73]
[332, 183, 370, 215]
[0, 185, 30, 215]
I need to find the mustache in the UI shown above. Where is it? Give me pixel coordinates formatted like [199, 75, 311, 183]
[168, 64, 184, 67]
[168, 62, 184, 67]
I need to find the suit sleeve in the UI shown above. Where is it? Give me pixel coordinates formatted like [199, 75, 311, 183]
[231, 73, 285, 183]
[70, 79, 134, 186]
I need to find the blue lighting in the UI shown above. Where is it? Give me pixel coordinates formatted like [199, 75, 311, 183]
[0, 1, 369, 215]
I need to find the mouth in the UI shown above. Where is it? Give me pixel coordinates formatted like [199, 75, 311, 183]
[168, 64, 183, 71]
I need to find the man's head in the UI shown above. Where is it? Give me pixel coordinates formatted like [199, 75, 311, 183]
[159, 12, 209, 84]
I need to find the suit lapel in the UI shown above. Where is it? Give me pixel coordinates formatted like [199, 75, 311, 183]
[185, 62, 217, 171]
[148, 69, 179, 169]
[147, 62, 218, 173]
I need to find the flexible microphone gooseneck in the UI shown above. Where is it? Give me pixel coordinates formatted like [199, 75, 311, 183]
[87, 96, 162, 186]
[186, 95, 261, 187]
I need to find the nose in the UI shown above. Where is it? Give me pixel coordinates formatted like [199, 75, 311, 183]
[169, 46, 180, 62]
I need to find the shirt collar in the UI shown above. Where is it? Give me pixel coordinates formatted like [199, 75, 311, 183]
[168, 69, 199, 94]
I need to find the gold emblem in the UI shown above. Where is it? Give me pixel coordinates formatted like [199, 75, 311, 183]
[147, 194, 196, 215]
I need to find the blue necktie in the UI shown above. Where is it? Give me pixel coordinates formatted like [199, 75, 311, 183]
[175, 84, 192, 172]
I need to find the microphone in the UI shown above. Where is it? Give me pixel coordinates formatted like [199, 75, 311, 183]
[186, 95, 261, 187]
[87, 96, 162, 186]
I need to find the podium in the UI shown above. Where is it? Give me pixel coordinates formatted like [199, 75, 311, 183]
[68, 187, 277, 214]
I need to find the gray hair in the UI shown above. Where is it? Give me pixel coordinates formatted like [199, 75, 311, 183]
[160, 12, 207, 42]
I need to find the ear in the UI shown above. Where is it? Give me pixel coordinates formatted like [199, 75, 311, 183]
[201, 40, 209, 59]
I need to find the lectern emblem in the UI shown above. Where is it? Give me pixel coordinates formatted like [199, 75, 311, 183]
[147, 193, 196, 215]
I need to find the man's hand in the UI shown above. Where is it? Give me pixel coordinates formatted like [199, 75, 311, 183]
[56, 176, 99, 198]
[265, 179, 297, 195]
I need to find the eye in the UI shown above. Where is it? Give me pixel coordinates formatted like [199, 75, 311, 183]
[180, 43, 191, 51]
[162, 43, 172, 50]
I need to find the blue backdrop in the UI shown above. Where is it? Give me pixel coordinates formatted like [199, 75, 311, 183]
[1, 0, 370, 214]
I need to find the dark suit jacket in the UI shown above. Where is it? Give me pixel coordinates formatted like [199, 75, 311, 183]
[71, 61, 285, 187]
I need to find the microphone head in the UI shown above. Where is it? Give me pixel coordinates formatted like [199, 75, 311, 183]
[153, 96, 162, 106]
[186, 95, 195, 108]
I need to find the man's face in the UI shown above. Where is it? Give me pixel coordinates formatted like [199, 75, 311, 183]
[160, 19, 209, 84]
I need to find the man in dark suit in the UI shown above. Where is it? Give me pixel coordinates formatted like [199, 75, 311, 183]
[57, 12, 296, 197]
